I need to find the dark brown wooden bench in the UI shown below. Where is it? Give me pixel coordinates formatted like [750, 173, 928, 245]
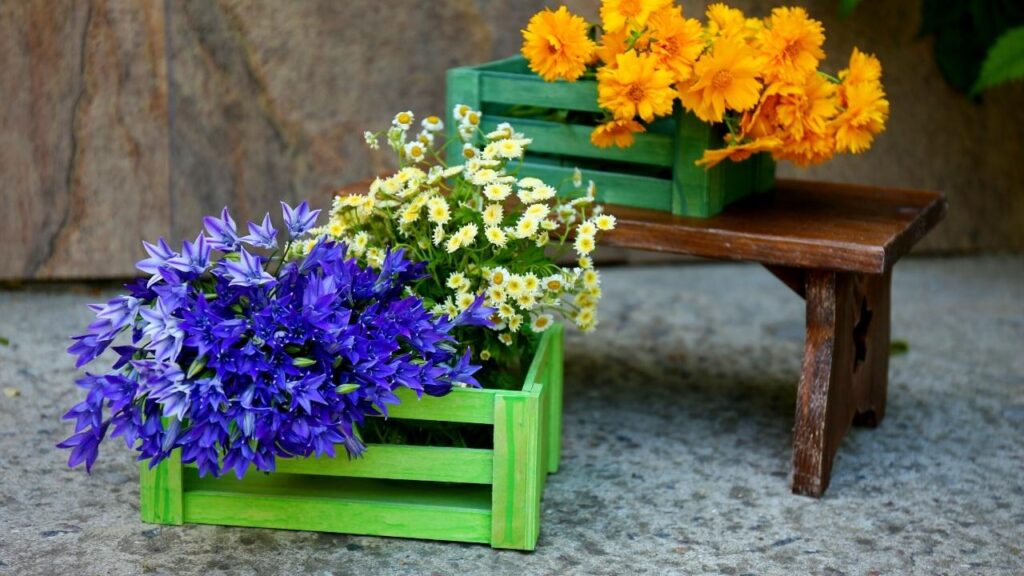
[336, 178, 946, 497]
[602, 179, 946, 496]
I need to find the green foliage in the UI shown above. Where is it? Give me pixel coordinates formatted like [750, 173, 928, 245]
[972, 26, 1024, 94]
[919, 0, 1024, 95]
[838, 0, 861, 20]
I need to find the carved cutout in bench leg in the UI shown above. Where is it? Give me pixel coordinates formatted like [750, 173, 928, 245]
[792, 270, 892, 497]
[851, 270, 891, 428]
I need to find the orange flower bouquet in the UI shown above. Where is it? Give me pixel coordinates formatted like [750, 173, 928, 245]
[521, 2, 889, 168]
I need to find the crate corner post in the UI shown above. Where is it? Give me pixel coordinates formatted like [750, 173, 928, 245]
[446, 66, 482, 159]
[546, 323, 564, 474]
[490, 389, 544, 550]
[139, 450, 183, 526]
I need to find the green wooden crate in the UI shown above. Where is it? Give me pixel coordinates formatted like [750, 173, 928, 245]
[140, 324, 564, 551]
[447, 56, 775, 218]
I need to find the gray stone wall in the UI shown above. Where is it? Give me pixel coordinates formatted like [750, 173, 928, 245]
[2, 0, 1021, 279]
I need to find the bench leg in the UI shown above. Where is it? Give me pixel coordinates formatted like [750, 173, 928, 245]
[791, 269, 891, 497]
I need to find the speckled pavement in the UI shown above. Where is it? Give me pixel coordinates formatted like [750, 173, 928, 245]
[1, 257, 1022, 576]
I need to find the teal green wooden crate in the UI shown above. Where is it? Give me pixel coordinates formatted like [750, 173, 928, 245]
[140, 324, 564, 551]
[447, 56, 775, 218]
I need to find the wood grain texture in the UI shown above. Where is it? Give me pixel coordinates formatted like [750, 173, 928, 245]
[0, 0, 170, 279]
[791, 270, 891, 497]
[602, 179, 947, 273]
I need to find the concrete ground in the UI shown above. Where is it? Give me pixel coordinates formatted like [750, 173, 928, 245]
[1, 256, 1022, 575]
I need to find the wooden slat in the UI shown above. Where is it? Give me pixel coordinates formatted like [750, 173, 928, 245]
[387, 386, 496, 424]
[482, 116, 675, 167]
[184, 444, 493, 485]
[603, 179, 947, 273]
[479, 72, 603, 113]
[518, 162, 674, 212]
[182, 473, 492, 544]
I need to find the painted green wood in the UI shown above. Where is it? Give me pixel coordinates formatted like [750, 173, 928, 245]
[446, 66, 482, 160]
[184, 444, 493, 485]
[140, 325, 562, 548]
[518, 162, 674, 211]
[479, 72, 603, 113]
[387, 386, 496, 424]
[490, 389, 544, 550]
[139, 450, 183, 525]
[183, 473, 492, 544]
[447, 56, 776, 218]
[546, 324, 564, 473]
[482, 116, 674, 167]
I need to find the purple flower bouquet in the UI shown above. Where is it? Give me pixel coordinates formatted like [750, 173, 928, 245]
[59, 202, 490, 478]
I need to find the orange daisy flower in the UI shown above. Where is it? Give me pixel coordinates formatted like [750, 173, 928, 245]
[697, 136, 781, 168]
[591, 118, 647, 148]
[678, 37, 763, 123]
[647, 7, 706, 83]
[597, 50, 678, 122]
[521, 6, 597, 82]
[759, 7, 825, 84]
[601, 0, 673, 34]
[832, 81, 889, 153]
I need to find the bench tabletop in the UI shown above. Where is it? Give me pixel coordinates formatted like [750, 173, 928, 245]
[602, 179, 946, 274]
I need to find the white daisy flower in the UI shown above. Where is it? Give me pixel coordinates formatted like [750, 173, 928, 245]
[469, 168, 499, 186]
[364, 131, 379, 150]
[515, 216, 539, 238]
[574, 233, 596, 255]
[421, 115, 444, 133]
[543, 275, 564, 292]
[459, 124, 476, 142]
[392, 111, 414, 130]
[404, 141, 426, 163]
[483, 204, 503, 227]
[462, 143, 479, 159]
[577, 221, 597, 237]
[489, 267, 509, 287]
[594, 214, 616, 231]
[483, 183, 512, 202]
[531, 313, 554, 333]
[426, 197, 451, 225]
[453, 104, 472, 122]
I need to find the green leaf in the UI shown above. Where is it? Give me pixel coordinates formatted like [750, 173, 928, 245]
[838, 0, 861, 19]
[336, 383, 360, 394]
[889, 339, 910, 356]
[186, 355, 208, 379]
[972, 26, 1024, 94]
[0, 336, 9, 347]
[292, 357, 317, 368]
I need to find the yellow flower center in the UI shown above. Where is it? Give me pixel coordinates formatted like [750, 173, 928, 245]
[712, 69, 734, 90]
[627, 85, 646, 102]
[398, 113, 411, 124]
